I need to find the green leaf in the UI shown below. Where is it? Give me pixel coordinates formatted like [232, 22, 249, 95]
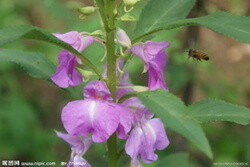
[187, 99, 250, 125]
[133, 11, 250, 43]
[137, 90, 213, 159]
[0, 49, 55, 79]
[134, 0, 196, 38]
[156, 153, 189, 167]
[0, 25, 101, 77]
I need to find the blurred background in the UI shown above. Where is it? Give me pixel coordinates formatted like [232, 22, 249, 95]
[0, 0, 249, 166]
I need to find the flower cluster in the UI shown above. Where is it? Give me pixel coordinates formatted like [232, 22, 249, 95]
[52, 30, 170, 167]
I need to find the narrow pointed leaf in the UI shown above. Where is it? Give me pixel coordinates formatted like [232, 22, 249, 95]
[136, 90, 213, 159]
[134, 11, 250, 43]
[0, 49, 55, 79]
[0, 25, 101, 77]
[134, 0, 196, 38]
[188, 99, 250, 125]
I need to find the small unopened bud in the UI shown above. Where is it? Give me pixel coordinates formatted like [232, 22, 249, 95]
[90, 30, 104, 36]
[119, 13, 136, 21]
[116, 29, 131, 48]
[76, 68, 95, 77]
[133, 86, 149, 92]
[123, 0, 140, 6]
[117, 85, 148, 92]
[78, 6, 96, 15]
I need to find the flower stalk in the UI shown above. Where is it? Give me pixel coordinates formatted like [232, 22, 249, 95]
[96, 0, 118, 166]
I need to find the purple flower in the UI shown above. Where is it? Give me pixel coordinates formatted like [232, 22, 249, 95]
[125, 116, 169, 165]
[61, 81, 133, 142]
[62, 99, 120, 142]
[116, 104, 133, 139]
[51, 31, 97, 88]
[51, 50, 82, 88]
[116, 77, 170, 162]
[84, 80, 133, 139]
[116, 75, 169, 165]
[130, 41, 170, 91]
[113, 60, 170, 161]
[53, 31, 97, 52]
[56, 131, 92, 167]
[120, 88, 169, 165]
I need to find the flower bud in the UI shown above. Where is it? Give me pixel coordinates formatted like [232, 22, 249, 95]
[132, 86, 149, 92]
[76, 68, 95, 77]
[116, 29, 131, 48]
[90, 30, 104, 36]
[123, 0, 140, 6]
[119, 13, 136, 22]
[78, 6, 96, 15]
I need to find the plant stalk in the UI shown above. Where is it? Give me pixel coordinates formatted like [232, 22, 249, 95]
[96, 0, 118, 166]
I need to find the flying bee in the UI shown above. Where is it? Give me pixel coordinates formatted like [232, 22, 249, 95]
[187, 49, 209, 61]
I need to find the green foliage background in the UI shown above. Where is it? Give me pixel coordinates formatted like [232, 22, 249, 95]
[0, 0, 249, 166]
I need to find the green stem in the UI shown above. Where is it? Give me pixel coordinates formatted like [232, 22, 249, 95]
[104, 0, 116, 98]
[106, 29, 116, 98]
[107, 134, 118, 167]
[96, 0, 118, 166]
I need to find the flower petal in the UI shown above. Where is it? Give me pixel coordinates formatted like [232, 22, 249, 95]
[68, 155, 91, 167]
[51, 50, 82, 88]
[125, 126, 144, 165]
[62, 100, 120, 142]
[54, 31, 80, 46]
[144, 41, 170, 56]
[53, 31, 96, 52]
[56, 131, 82, 147]
[78, 36, 97, 52]
[146, 118, 169, 150]
[70, 69, 83, 87]
[125, 118, 169, 164]
[84, 81, 112, 101]
[148, 60, 168, 91]
[129, 44, 146, 61]
[116, 104, 133, 139]
[56, 131, 92, 155]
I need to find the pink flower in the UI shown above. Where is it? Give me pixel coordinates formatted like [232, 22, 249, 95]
[130, 41, 170, 90]
[53, 31, 96, 52]
[51, 31, 97, 88]
[125, 116, 169, 165]
[114, 62, 170, 164]
[56, 131, 92, 167]
[51, 50, 82, 88]
[61, 81, 133, 142]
